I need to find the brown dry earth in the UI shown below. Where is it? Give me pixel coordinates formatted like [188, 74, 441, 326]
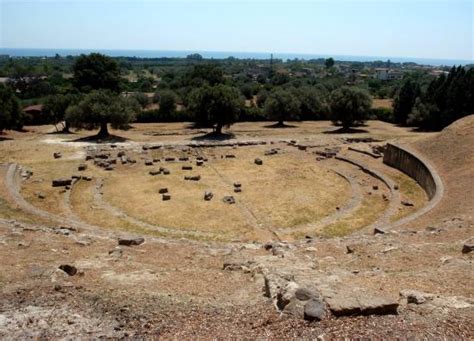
[0, 119, 472, 339]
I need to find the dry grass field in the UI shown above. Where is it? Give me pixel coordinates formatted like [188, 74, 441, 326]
[0, 120, 428, 242]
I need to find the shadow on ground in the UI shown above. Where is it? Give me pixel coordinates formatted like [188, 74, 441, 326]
[67, 134, 129, 143]
[191, 131, 235, 141]
[323, 127, 369, 134]
[263, 122, 298, 129]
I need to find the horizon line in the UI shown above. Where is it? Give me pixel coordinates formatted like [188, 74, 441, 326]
[1, 47, 472, 64]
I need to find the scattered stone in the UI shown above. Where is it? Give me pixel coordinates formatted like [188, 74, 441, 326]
[400, 289, 435, 305]
[83, 176, 92, 181]
[184, 175, 201, 181]
[94, 152, 110, 159]
[346, 245, 355, 254]
[105, 165, 115, 171]
[272, 247, 286, 257]
[394, 184, 399, 190]
[53, 152, 62, 159]
[304, 298, 325, 321]
[78, 164, 87, 171]
[223, 260, 250, 271]
[162, 194, 171, 201]
[144, 159, 153, 166]
[298, 145, 307, 151]
[165, 157, 175, 162]
[254, 158, 263, 165]
[326, 293, 398, 316]
[20, 169, 33, 180]
[118, 237, 145, 246]
[196, 160, 204, 166]
[52, 178, 72, 187]
[225, 154, 236, 158]
[373, 227, 386, 235]
[159, 188, 168, 194]
[35, 191, 46, 199]
[117, 151, 126, 157]
[109, 247, 123, 259]
[58, 264, 77, 276]
[182, 166, 193, 170]
[264, 149, 278, 156]
[204, 191, 213, 201]
[401, 200, 414, 207]
[263, 242, 273, 250]
[462, 238, 474, 254]
[234, 187, 242, 193]
[179, 157, 189, 161]
[223, 196, 235, 204]
[149, 170, 161, 176]
[233, 182, 241, 188]
[162, 168, 170, 175]
[372, 185, 379, 190]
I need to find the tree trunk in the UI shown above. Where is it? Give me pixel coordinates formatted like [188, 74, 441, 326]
[215, 123, 222, 135]
[98, 122, 109, 138]
[278, 120, 284, 126]
[62, 121, 70, 134]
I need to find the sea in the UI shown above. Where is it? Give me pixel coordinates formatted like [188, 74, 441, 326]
[0, 48, 472, 67]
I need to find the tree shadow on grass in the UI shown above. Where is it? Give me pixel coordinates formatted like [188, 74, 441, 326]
[191, 131, 235, 141]
[323, 127, 369, 134]
[263, 122, 298, 129]
[46, 130, 75, 135]
[67, 134, 129, 144]
[0, 136, 13, 141]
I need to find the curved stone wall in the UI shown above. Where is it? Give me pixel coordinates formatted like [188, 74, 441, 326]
[382, 143, 444, 227]
[383, 143, 441, 200]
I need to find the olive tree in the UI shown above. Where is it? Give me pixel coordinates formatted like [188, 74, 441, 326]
[187, 85, 243, 134]
[329, 86, 372, 130]
[43, 93, 82, 133]
[0, 84, 23, 132]
[66, 90, 139, 138]
[264, 88, 300, 126]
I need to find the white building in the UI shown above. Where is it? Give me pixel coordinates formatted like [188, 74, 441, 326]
[374, 68, 403, 81]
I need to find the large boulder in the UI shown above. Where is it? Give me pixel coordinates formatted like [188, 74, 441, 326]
[304, 298, 325, 321]
[325, 292, 398, 316]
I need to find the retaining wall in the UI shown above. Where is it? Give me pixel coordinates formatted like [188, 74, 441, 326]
[383, 143, 440, 200]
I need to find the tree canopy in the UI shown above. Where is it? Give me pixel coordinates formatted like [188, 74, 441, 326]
[0, 84, 23, 132]
[329, 86, 372, 129]
[406, 66, 474, 130]
[325, 57, 335, 69]
[393, 78, 420, 125]
[72, 53, 121, 93]
[43, 93, 82, 132]
[187, 85, 243, 134]
[159, 90, 178, 115]
[264, 88, 300, 125]
[66, 90, 139, 137]
[292, 86, 329, 120]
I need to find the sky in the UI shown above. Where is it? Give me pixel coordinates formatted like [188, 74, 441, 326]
[1, 0, 473, 61]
